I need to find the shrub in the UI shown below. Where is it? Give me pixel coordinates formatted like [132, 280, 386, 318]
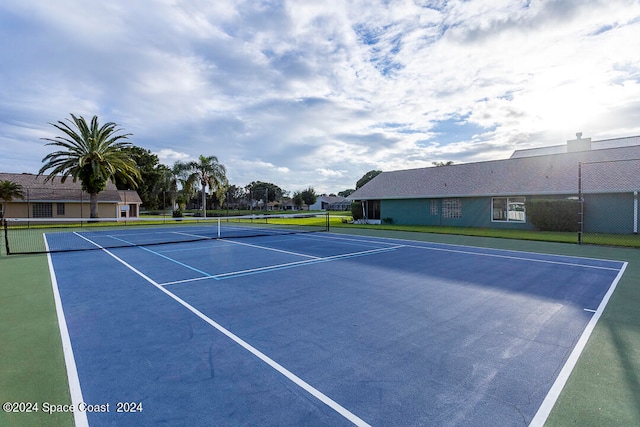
[351, 201, 364, 221]
[382, 217, 393, 224]
[526, 199, 580, 232]
[172, 209, 183, 218]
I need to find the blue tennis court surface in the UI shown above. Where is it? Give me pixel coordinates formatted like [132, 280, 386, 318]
[45, 232, 626, 426]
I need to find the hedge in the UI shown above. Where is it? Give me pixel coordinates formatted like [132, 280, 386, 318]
[351, 201, 364, 221]
[526, 199, 580, 232]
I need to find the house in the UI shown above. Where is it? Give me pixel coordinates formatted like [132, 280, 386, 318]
[348, 134, 640, 234]
[308, 195, 349, 211]
[0, 172, 142, 219]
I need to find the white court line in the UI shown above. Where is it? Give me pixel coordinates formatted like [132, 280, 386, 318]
[212, 245, 403, 280]
[160, 245, 403, 286]
[68, 233, 371, 426]
[529, 262, 628, 426]
[45, 236, 89, 427]
[400, 243, 622, 271]
[224, 239, 322, 259]
[311, 233, 623, 271]
[99, 233, 214, 278]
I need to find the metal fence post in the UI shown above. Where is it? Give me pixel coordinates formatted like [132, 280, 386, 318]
[578, 162, 583, 245]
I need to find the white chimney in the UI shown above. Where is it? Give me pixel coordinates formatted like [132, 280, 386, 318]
[567, 132, 591, 152]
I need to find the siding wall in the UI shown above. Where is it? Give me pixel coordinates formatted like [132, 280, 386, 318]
[382, 193, 638, 233]
[3, 202, 120, 219]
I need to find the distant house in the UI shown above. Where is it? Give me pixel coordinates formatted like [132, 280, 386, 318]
[348, 135, 640, 234]
[0, 173, 142, 219]
[308, 195, 349, 211]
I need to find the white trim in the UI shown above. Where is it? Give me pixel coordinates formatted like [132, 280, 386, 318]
[491, 196, 527, 223]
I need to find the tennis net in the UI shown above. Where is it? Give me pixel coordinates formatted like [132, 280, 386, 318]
[2, 212, 330, 255]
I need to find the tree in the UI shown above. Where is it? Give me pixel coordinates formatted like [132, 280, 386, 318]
[356, 170, 382, 189]
[179, 155, 227, 217]
[300, 187, 317, 209]
[225, 185, 247, 209]
[0, 180, 24, 219]
[245, 181, 285, 204]
[114, 146, 165, 210]
[338, 189, 355, 197]
[432, 161, 454, 167]
[39, 114, 141, 218]
[164, 162, 193, 215]
[292, 191, 304, 210]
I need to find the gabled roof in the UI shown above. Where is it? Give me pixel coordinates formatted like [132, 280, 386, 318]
[317, 195, 346, 204]
[118, 190, 143, 204]
[349, 145, 640, 200]
[0, 173, 130, 203]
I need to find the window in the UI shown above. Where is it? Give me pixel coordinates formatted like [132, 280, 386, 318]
[57, 203, 65, 216]
[492, 197, 526, 222]
[32, 203, 53, 218]
[430, 200, 438, 216]
[365, 200, 380, 220]
[442, 198, 462, 219]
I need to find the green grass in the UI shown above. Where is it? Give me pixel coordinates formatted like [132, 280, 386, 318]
[0, 254, 73, 427]
[331, 220, 640, 247]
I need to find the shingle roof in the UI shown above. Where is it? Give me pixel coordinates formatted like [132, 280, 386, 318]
[318, 195, 346, 203]
[349, 145, 640, 200]
[0, 173, 129, 203]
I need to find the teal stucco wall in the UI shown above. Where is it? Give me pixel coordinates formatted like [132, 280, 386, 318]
[583, 193, 636, 234]
[381, 194, 638, 233]
[381, 197, 535, 229]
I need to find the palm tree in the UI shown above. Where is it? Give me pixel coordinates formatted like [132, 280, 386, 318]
[180, 155, 227, 218]
[39, 114, 141, 218]
[0, 180, 24, 219]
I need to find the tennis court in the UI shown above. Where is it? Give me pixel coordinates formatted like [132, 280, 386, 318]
[43, 224, 625, 426]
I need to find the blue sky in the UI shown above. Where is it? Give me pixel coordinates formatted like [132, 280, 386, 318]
[1, 0, 639, 195]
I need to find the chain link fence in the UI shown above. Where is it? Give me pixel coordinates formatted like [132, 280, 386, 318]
[579, 158, 640, 247]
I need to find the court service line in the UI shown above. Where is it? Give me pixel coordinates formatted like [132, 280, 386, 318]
[160, 245, 404, 286]
[160, 257, 326, 286]
[83, 233, 214, 278]
[70, 233, 371, 426]
[212, 245, 404, 281]
[529, 262, 628, 427]
[223, 239, 323, 259]
[44, 236, 89, 427]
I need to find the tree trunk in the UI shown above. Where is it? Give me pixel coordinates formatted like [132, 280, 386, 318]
[90, 193, 99, 218]
[201, 187, 206, 218]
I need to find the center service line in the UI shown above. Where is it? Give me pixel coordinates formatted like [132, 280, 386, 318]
[72, 233, 371, 427]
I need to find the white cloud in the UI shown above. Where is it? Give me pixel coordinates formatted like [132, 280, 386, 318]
[1, 0, 640, 193]
[156, 149, 193, 165]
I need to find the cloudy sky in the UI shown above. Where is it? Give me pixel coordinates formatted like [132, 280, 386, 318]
[1, 0, 639, 194]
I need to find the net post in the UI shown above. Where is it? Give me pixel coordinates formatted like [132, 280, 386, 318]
[326, 211, 330, 231]
[578, 162, 583, 245]
[3, 219, 9, 255]
[217, 218, 221, 239]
